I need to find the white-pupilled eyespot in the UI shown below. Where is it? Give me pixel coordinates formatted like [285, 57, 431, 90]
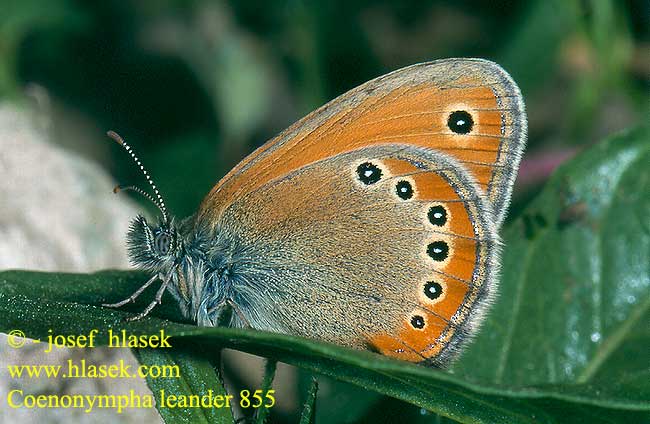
[447, 110, 474, 134]
[356, 162, 383, 184]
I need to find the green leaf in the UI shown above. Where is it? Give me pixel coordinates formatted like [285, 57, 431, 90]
[133, 346, 232, 423]
[1, 126, 648, 423]
[299, 377, 318, 424]
[254, 359, 277, 424]
[453, 125, 650, 406]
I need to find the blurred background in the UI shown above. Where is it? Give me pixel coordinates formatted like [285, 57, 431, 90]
[0, 0, 648, 423]
[3, 0, 649, 218]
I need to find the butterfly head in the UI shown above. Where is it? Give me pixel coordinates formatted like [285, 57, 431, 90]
[126, 214, 180, 272]
[126, 211, 206, 322]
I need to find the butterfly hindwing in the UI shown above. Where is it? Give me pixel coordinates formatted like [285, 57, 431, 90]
[207, 144, 499, 365]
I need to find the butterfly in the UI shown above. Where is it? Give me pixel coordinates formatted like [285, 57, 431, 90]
[105, 58, 527, 367]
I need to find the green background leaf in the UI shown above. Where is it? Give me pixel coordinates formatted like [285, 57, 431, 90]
[133, 347, 232, 424]
[453, 126, 650, 407]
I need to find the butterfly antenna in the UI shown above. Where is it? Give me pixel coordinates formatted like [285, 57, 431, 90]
[107, 130, 169, 222]
[113, 184, 162, 210]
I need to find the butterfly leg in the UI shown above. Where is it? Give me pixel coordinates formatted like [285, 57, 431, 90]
[102, 274, 159, 308]
[206, 298, 251, 328]
[227, 298, 251, 328]
[124, 275, 172, 321]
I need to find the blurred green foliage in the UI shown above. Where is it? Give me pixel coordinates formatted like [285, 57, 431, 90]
[1, 1, 649, 423]
[1, 0, 648, 219]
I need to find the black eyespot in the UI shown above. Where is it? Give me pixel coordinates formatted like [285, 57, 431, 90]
[428, 205, 447, 226]
[396, 180, 413, 200]
[411, 315, 425, 329]
[427, 241, 449, 261]
[424, 282, 443, 300]
[155, 232, 172, 255]
[448, 110, 473, 134]
[357, 162, 382, 184]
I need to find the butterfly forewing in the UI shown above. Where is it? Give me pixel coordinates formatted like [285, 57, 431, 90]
[199, 58, 526, 227]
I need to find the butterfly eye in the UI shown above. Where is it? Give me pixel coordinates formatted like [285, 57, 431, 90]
[448, 110, 474, 134]
[427, 241, 449, 261]
[155, 232, 172, 255]
[357, 162, 382, 184]
[424, 281, 443, 300]
[395, 180, 413, 200]
[427, 205, 447, 226]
